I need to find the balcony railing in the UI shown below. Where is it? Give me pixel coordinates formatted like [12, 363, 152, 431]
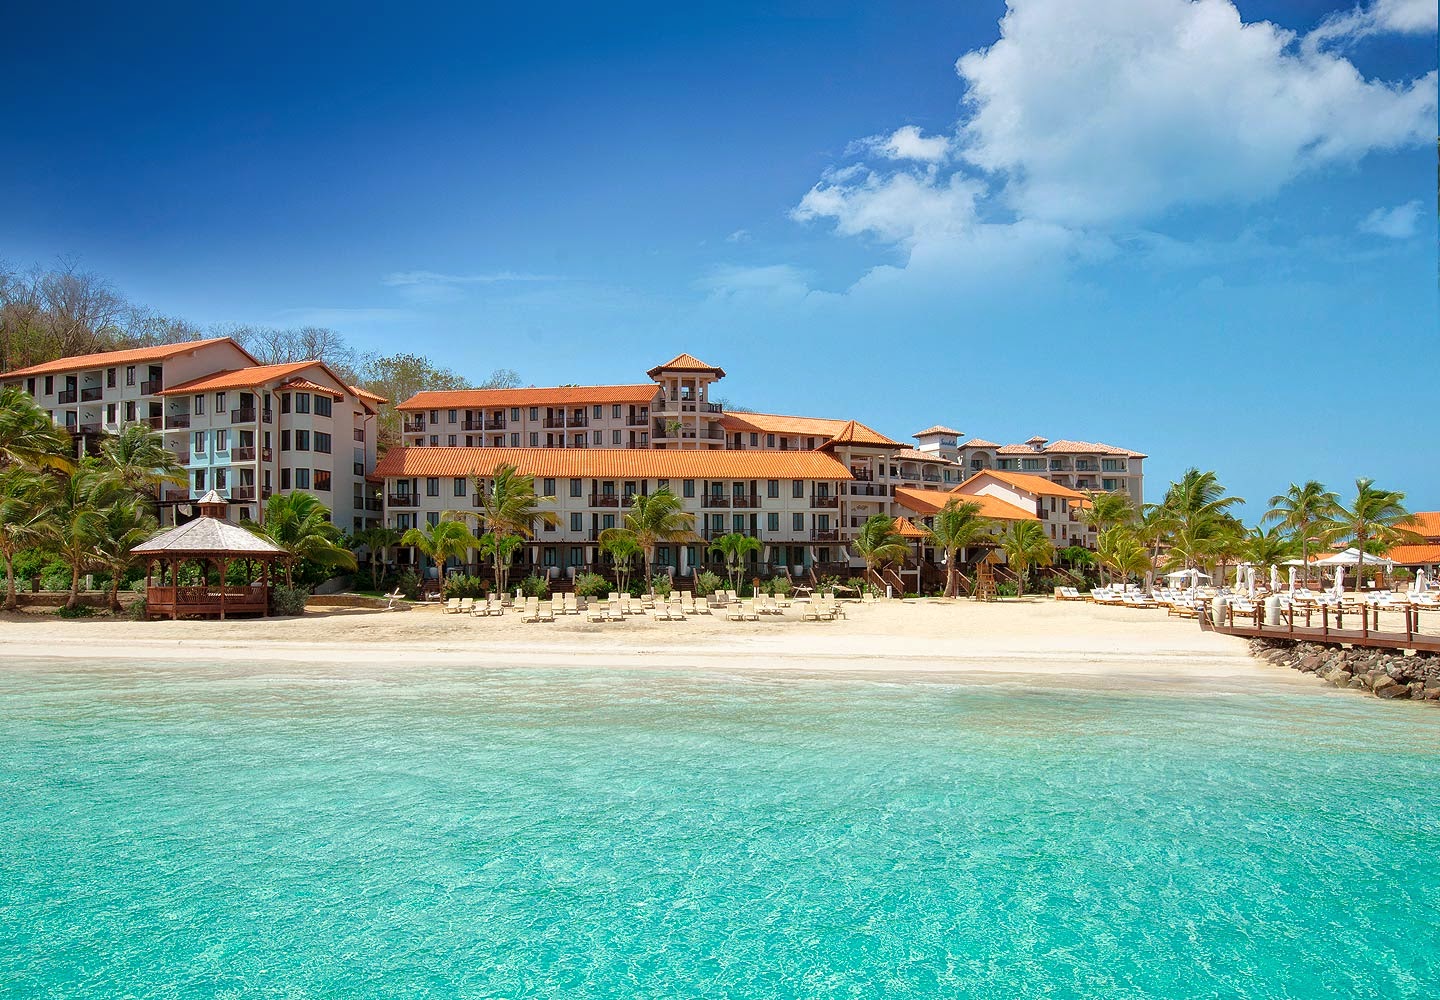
[365, 497, 383, 512]
[232, 446, 270, 462]
[810, 495, 839, 508]
[848, 483, 894, 497]
[80, 386, 103, 402]
[57, 390, 78, 404]
[484, 418, 506, 430]
[143, 416, 165, 430]
[810, 529, 841, 542]
[233, 485, 257, 501]
[387, 494, 419, 507]
[353, 428, 366, 443]
[625, 414, 649, 426]
[731, 493, 762, 508]
[590, 494, 622, 507]
[167, 414, 191, 429]
[402, 420, 426, 434]
[231, 407, 257, 423]
[76, 422, 102, 436]
[140, 378, 163, 395]
[850, 468, 873, 481]
[701, 495, 731, 508]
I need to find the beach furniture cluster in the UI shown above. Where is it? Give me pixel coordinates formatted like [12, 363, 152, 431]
[434, 587, 852, 625]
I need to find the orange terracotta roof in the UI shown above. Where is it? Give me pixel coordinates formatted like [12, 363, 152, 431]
[996, 443, 1042, 455]
[894, 448, 954, 463]
[959, 438, 999, 449]
[350, 385, 388, 403]
[280, 378, 344, 398]
[1043, 439, 1148, 459]
[719, 411, 852, 438]
[160, 361, 323, 395]
[646, 353, 726, 378]
[891, 516, 926, 539]
[822, 419, 903, 449]
[397, 384, 658, 411]
[2, 337, 250, 378]
[1399, 512, 1440, 541]
[372, 446, 854, 482]
[958, 470, 1087, 500]
[893, 486, 1036, 522]
[913, 425, 963, 437]
[1387, 544, 1440, 565]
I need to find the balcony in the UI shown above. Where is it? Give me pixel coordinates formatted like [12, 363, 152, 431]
[484, 418, 506, 431]
[387, 494, 419, 507]
[701, 495, 731, 508]
[365, 497, 383, 512]
[57, 390, 78, 404]
[810, 495, 839, 508]
[810, 529, 841, 542]
[589, 493, 622, 507]
[75, 422, 102, 436]
[625, 414, 649, 426]
[80, 386, 103, 402]
[232, 446, 258, 462]
[353, 428, 366, 443]
[167, 414, 191, 429]
[402, 420, 426, 434]
[848, 483, 894, 498]
[232, 407, 258, 423]
[731, 493, 762, 509]
[850, 467, 873, 481]
[233, 485, 258, 501]
[140, 378, 163, 395]
[143, 416, 165, 430]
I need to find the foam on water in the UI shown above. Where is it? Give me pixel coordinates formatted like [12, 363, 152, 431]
[1, 659, 1437, 998]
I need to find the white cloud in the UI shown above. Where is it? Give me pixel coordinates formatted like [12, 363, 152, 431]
[381, 270, 565, 304]
[954, 0, 1436, 227]
[1305, 0, 1438, 52]
[792, 169, 984, 246]
[854, 125, 951, 163]
[1358, 200, 1422, 238]
[725, 229, 751, 243]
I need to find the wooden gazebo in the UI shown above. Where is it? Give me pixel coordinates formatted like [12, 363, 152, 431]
[133, 491, 286, 620]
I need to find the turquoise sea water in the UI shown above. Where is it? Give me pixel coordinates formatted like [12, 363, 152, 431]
[1, 660, 1437, 999]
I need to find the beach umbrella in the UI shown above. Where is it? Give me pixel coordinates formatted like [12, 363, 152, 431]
[1417, 568, 1428, 594]
[1333, 566, 1345, 597]
[1246, 565, 1256, 598]
[1269, 565, 1280, 593]
[1288, 566, 1297, 592]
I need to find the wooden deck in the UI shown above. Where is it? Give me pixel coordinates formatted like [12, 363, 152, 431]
[1200, 603, 1440, 654]
[147, 585, 268, 619]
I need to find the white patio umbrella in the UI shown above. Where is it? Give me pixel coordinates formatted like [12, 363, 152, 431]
[1246, 565, 1256, 598]
[1417, 568, 1429, 594]
[1333, 566, 1345, 597]
[1269, 565, 1279, 593]
[1288, 566, 1297, 592]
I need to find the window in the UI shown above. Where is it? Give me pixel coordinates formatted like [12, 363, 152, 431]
[193, 469, 206, 491]
[612, 404, 621, 418]
[314, 395, 332, 418]
[216, 392, 227, 413]
[448, 435, 457, 447]
[426, 477, 440, 497]
[427, 511, 440, 528]
[394, 513, 412, 531]
[529, 407, 538, 421]
[529, 432, 539, 446]
[106, 403, 117, 424]
[43, 376, 53, 395]
[766, 434, 775, 448]
[448, 409, 457, 424]
[793, 513, 804, 531]
[106, 368, 116, 388]
[193, 394, 205, 415]
[281, 430, 291, 451]
[295, 430, 310, 451]
[193, 431, 206, 454]
[125, 401, 136, 421]
[683, 479, 695, 498]
[429, 435, 439, 446]
[749, 433, 758, 447]
[280, 393, 291, 414]
[807, 438, 816, 450]
[25, 378, 34, 396]
[593, 404, 602, 419]
[570, 479, 583, 498]
[214, 429, 228, 451]
[510, 433, 519, 447]
[768, 513, 780, 532]
[314, 432, 331, 454]
[315, 470, 331, 492]
[295, 393, 311, 414]
[1021, 458, 1045, 471]
[1102, 459, 1126, 472]
[214, 468, 227, 490]
[542, 547, 557, 567]
[612, 430, 622, 445]
[510, 407, 520, 421]
[793, 481, 803, 498]
[543, 478, 556, 497]
[767, 480, 780, 498]
[429, 410, 439, 423]
[640, 433, 647, 446]
[127, 367, 138, 387]
[294, 468, 310, 489]
[570, 512, 583, 532]
[602, 514, 615, 530]
[587, 430, 598, 445]
[454, 477, 467, 497]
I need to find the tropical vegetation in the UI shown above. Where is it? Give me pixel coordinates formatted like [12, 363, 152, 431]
[922, 499, 994, 598]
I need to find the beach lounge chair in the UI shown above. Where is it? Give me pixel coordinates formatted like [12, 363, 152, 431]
[725, 602, 745, 621]
[725, 590, 740, 605]
[458, 597, 475, 615]
[537, 599, 555, 623]
[563, 594, 579, 615]
[667, 598, 686, 620]
[519, 597, 541, 623]
[606, 599, 626, 623]
[382, 588, 404, 611]
[802, 601, 825, 621]
[587, 599, 608, 623]
[442, 598, 461, 614]
[651, 602, 673, 622]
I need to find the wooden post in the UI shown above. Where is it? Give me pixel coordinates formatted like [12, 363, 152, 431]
[171, 558, 179, 620]
[219, 556, 227, 621]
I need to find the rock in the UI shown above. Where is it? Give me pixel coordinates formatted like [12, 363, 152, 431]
[1372, 675, 1404, 698]
[1301, 654, 1324, 671]
[1347, 677, 1366, 689]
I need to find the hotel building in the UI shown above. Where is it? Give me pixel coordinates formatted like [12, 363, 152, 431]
[2, 338, 385, 532]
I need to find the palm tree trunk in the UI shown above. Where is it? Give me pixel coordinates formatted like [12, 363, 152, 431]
[945, 552, 957, 599]
[1355, 544, 1364, 594]
[4, 556, 16, 612]
[67, 562, 82, 611]
[108, 573, 123, 613]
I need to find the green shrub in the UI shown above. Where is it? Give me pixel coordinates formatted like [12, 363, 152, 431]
[40, 560, 72, 592]
[396, 570, 421, 599]
[694, 570, 723, 597]
[443, 574, 488, 599]
[995, 582, 1018, 598]
[573, 572, 610, 598]
[271, 586, 311, 617]
[651, 574, 672, 598]
[769, 576, 792, 596]
[520, 574, 550, 598]
[57, 605, 94, 618]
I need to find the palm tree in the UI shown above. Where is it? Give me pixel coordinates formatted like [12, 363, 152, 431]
[476, 532, 524, 594]
[1079, 490, 1134, 535]
[51, 460, 123, 610]
[0, 384, 73, 472]
[100, 423, 186, 504]
[1096, 526, 1151, 586]
[466, 463, 558, 589]
[1263, 481, 1338, 586]
[1324, 479, 1421, 593]
[924, 499, 993, 598]
[998, 519, 1054, 597]
[400, 519, 478, 589]
[1243, 525, 1296, 572]
[709, 532, 763, 594]
[852, 515, 909, 592]
[614, 489, 694, 578]
[245, 491, 356, 588]
[0, 468, 59, 610]
[350, 526, 401, 591]
[597, 528, 643, 595]
[1153, 468, 1244, 569]
[93, 497, 158, 611]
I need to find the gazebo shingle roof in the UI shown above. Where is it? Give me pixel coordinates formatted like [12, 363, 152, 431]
[133, 517, 284, 557]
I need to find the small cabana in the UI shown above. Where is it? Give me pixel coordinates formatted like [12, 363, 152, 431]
[132, 491, 286, 620]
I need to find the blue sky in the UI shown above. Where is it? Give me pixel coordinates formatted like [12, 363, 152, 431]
[4, 0, 1435, 514]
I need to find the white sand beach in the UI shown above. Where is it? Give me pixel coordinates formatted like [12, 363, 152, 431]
[0, 599, 1328, 694]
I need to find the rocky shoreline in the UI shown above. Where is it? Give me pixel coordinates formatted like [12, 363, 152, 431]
[1249, 638, 1440, 701]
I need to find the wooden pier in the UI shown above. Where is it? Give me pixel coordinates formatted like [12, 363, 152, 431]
[1200, 602, 1440, 654]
